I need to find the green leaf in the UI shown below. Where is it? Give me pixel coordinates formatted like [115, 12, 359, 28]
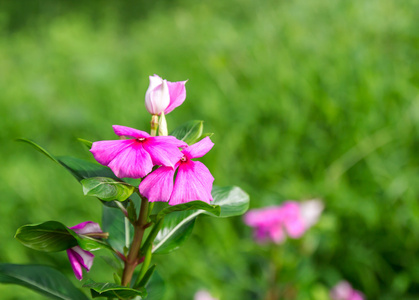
[210, 185, 250, 217]
[77, 138, 93, 149]
[152, 186, 249, 254]
[0, 263, 89, 300]
[143, 270, 165, 300]
[18, 138, 117, 182]
[83, 279, 145, 299]
[102, 205, 133, 253]
[15, 221, 109, 252]
[152, 211, 197, 254]
[135, 265, 156, 289]
[81, 177, 136, 202]
[170, 120, 204, 145]
[58, 156, 117, 182]
[17, 138, 60, 164]
[156, 201, 220, 220]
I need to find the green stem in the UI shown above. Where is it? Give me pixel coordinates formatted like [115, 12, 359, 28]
[150, 115, 159, 137]
[136, 246, 152, 286]
[121, 196, 149, 286]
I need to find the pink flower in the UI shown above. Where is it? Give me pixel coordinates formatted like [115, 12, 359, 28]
[244, 199, 323, 244]
[139, 137, 214, 205]
[90, 125, 187, 178]
[145, 74, 187, 115]
[67, 221, 103, 280]
[194, 290, 218, 300]
[330, 281, 365, 300]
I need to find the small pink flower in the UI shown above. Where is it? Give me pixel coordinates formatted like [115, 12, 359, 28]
[145, 74, 187, 115]
[244, 199, 323, 244]
[139, 137, 214, 205]
[67, 221, 103, 280]
[330, 281, 365, 300]
[194, 290, 218, 300]
[90, 125, 187, 178]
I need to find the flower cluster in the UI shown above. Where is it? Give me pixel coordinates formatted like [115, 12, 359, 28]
[330, 281, 365, 300]
[90, 74, 214, 205]
[244, 199, 323, 243]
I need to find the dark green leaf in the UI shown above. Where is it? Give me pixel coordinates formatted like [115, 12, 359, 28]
[170, 120, 204, 145]
[143, 270, 165, 300]
[102, 206, 133, 253]
[15, 221, 109, 252]
[81, 177, 136, 202]
[135, 265, 156, 289]
[156, 201, 220, 220]
[83, 279, 145, 299]
[0, 263, 89, 300]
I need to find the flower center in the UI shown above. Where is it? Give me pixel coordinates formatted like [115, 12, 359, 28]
[137, 138, 146, 141]
[180, 156, 187, 162]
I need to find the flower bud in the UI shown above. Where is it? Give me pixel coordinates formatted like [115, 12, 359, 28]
[145, 75, 170, 115]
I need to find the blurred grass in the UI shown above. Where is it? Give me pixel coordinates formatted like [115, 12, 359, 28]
[1, 0, 419, 299]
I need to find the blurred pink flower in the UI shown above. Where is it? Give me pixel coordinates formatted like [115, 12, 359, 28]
[145, 74, 187, 115]
[330, 281, 365, 300]
[90, 125, 187, 178]
[67, 221, 103, 280]
[194, 290, 218, 300]
[244, 199, 323, 243]
[139, 137, 214, 205]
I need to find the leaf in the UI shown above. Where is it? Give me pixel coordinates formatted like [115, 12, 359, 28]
[152, 211, 197, 254]
[102, 205, 133, 253]
[17, 138, 60, 164]
[152, 186, 249, 254]
[81, 177, 136, 202]
[144, 270, 165, 300]
[83, 279, 146, 299]
[0, 263, 89, 300]
[135, 265, 156, 289]
[77, 138, 93, 149]
[156, 201, 220, 220]
[210, 185, 250, 217]
[18, 138, 117, 182]
[170, 120, 204, 145]
[15, 221, 109, 252]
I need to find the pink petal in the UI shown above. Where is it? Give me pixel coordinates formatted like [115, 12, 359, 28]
[281, 202, 306, 238]
[90, 139, 134, 166]
[139, 166, 175, 202]
[107, 142, 153, 178]
[143, 136, 186, 168]
[145, 76, 170, 115]
[244, 206, 283, 227]
[299, 199, 324, 228]
[349, 291, 365, 300]
[330, 281, 353, 300]
[169, 160, 214, 205]
[67, 246, 94, 280]
[112, 125, 150, 139]
[182, 137, 214, 159]
[70, 221, 102, 235]
[268, 225, 286, 244]
[164, 80, 187, 114]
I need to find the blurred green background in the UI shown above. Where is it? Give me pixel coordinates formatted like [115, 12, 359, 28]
[1, 0, 419, 299]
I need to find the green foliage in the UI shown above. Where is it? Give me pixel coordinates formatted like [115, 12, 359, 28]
[0, 264, 89, 300]
[83, 279, 146, 299]
[81, 177, 136, 202]
[15, 221, 110, 252]
[170, 120, 204, 145]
